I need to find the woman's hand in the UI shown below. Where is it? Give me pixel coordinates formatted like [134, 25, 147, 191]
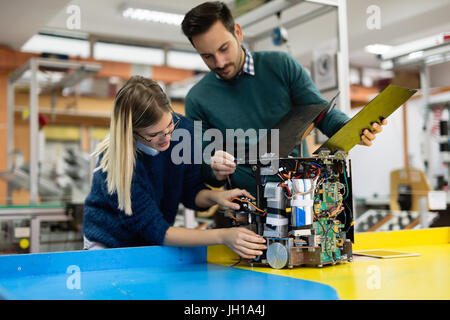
[219, 227, 267, 259]
[210, 188, 255, 210]
[164, 226, 267, 260]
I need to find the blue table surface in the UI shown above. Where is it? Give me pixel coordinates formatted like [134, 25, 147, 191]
[0, 246, 338, 300]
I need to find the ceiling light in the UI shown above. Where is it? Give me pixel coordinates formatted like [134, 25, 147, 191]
[122, 7, 184, 25]
[380, 33, 449, 60]
[21, 34, 90, 58]
[167, 51, 209, 71]
[365, 44, 392, 55]
[407, 50, 424, 60]
[94, 42, 165, 65]
[380, 60, 393, 70]
[425, 54, 444, 66]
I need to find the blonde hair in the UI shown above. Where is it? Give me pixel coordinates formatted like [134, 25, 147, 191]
[93, 76, 172, 215]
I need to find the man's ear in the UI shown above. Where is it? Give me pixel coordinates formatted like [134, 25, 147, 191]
[234, 23, 243, 42]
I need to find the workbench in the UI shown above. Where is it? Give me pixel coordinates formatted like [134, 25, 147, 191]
[0, 227, 448, 300]
[0, 204, 69, 253]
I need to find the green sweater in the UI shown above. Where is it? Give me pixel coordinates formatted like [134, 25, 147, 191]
[186, 50, 349, 195]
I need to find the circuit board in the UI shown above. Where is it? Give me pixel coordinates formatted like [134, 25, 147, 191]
[229, 154, 354, 269]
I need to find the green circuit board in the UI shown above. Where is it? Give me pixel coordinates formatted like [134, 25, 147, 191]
[314, 218, 345, 263]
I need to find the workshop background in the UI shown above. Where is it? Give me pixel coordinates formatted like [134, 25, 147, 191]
[0, 0, 449, 255]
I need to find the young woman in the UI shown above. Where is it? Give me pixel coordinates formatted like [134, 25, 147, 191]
[83, 76, 266, 259]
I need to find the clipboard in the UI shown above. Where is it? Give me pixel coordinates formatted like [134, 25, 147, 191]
[314, 85, 418, 154]
[353, 249, 420, 259]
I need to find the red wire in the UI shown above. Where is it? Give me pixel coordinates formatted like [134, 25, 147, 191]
[228, 208, 246, 221]
[231, 197, 266, 215]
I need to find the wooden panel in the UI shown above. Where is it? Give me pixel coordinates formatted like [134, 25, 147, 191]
[389, 167, 431, 212]
[15, 92, 114, 114]
[81, 57, 131, 79]
[172, 101, 186, 115]
[43, 125, 81, 141]
[350, 84, 380, 109]
[11, 189, 32, 205]
[80, 125, 90, 152]
[0, 46, 36, 71]
[0, 46, 16, 70]
[91, 127, 109, 141]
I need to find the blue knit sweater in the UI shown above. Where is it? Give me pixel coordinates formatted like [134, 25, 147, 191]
[83, 115, 208, 248]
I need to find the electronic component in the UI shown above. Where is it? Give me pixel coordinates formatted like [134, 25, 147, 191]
[229, 151, 354, 269]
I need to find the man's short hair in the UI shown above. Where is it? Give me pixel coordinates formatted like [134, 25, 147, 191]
[181, 1, 235, 45]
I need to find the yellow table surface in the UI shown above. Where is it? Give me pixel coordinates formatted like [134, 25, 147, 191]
[208, 227, 450, 300]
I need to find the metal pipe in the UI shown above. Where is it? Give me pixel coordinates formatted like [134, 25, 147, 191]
[29, 59, 39, 204]
[6, 81, 14, 171]
[420, 65, 432, 185]
[336, 0, 350, 114]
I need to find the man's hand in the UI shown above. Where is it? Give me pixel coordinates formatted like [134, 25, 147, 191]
[358, 118, 388, 146]
[210, 150, 236, 181]
[210, 188, 255, 210]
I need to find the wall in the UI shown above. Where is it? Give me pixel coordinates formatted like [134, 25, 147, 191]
[430, 62, 450, 88]
[350, 90, 450, 200]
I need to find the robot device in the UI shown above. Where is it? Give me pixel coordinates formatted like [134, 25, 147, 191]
[229, 150, 354, 269]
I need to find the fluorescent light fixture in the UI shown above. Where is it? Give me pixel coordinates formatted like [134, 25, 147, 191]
[380, 60, 394, 70]
[94, 42, 165, 65]
[407, 50, 424, 60]
[21, 34, 90, 58]
[19, 69, 64, 85]
[122, 7, 184, 25]
[381, 33, 449, 60]
[39, 28, 89, 40]
[425, 54, 444, 65]
[365, 44, 392, 55]
[377, 33, 450, 68]
[167, 51, 209, 71]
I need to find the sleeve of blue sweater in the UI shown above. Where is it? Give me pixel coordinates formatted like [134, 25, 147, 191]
[127, 168, 171, 245]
